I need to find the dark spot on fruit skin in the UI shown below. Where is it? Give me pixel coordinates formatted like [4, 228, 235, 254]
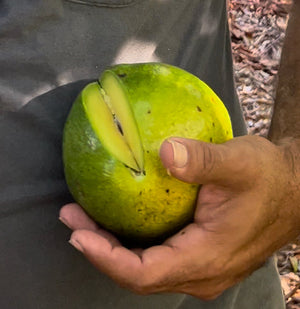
[139, 191, 142, 195]
[212, 122, 215, 127]
[180, 231, 186, 235]
[226, 130, 229, 135]
[146, 150, 149, 153]
[197, 106, 202, 112]
[118, 73, 127, 78]
[147, 110, 151, 114]
[166, 189, 169, 193]
[210, 137, 213, 142]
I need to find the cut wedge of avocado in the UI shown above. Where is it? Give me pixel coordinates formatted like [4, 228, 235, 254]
[82, 80, 144, 173]
[100, 71, 144, 171]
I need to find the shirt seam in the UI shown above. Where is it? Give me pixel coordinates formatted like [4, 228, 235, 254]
[64, 0, 138, 8]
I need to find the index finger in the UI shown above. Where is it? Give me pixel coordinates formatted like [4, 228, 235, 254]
[69, 229, 181, 293]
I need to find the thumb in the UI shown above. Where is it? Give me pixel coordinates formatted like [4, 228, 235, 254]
[159, 137, 252, 185]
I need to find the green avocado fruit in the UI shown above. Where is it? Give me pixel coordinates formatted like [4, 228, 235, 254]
[63, 62, 233, 245]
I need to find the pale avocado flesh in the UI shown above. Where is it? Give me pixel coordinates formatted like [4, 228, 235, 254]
[100, 71, 144, 172]
[82, 82, 141, 172]
[82, 76, 144, 173]
[63, 63, 233, 245]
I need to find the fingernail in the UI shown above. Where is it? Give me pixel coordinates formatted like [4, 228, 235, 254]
[69, 238, 84, 253]
[168, 139, 188, 168]
[59, 216, 71, 229]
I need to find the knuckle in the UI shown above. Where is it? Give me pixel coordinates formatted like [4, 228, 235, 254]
[129, 277, 155, 295]
[196, 144, 216, 179]
[131, 284, 151, 295]
[134, 286, 151, 295]
[199, 278, 229, 300]
[197, 284, 225, 301]
[200, 291, 222, 301]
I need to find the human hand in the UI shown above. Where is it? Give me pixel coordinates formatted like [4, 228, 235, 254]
[59, 135, 300, 300]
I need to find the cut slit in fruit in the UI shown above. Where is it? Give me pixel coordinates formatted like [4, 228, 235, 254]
[100, 71, 144, 170]
[98, 82, 125, 136]
[82, 79, 144, 173]
[114, 117, 124, 135]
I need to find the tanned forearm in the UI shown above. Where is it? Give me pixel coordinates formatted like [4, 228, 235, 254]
[269, 0, 300, 140]
[268, 0, 300, 230]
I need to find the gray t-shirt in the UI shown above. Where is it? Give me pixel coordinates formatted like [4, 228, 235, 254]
[0, 1, 284, 308]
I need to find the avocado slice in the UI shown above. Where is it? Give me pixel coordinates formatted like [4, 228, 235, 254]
[100, 70, 144, 172]
[82, 77, 144, 172]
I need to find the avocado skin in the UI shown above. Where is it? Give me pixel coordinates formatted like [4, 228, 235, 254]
[63, 63, 233, 245]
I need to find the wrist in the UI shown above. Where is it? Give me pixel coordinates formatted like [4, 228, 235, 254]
[278, 137, 300, 177]
[277, 138, 300, 232]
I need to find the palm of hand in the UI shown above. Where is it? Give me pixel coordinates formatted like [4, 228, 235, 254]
[60, 135, 298, 300]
